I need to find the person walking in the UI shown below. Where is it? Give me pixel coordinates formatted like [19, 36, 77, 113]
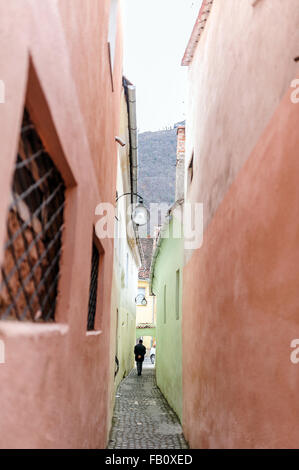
[134, 339, 146, 376]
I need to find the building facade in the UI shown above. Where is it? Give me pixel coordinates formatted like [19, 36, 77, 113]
[136, 238, 156, 352]
[111, 79, 142, 393]
[150, 210, 184, 422]
[0, 0, 123, 448]
[182, 0, 299, 448]
[150, 127, 185, 422]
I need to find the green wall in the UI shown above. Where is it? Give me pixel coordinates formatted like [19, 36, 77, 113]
[151, 215, 184, 422]
[136, 327, 156, 338]
[116, 306, 136, 382]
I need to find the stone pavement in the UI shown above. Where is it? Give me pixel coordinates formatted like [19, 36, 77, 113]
[107, 359, 188, 449]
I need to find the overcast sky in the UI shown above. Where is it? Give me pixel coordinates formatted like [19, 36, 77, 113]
[122, 0, 203, 132]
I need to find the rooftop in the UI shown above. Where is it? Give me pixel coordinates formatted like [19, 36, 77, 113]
[181, 0, 214, 66]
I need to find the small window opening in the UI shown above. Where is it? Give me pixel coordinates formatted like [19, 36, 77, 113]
[188, 153, 194, 185]
[0, 109, 65, 322]
[175, 269, 180, 320]
[87, 241, 100, 331]
[163, 284, 167, 324]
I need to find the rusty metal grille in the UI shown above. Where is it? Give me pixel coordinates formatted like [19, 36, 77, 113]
[0, 109, 65, 321]
[87, 242, 99, 331]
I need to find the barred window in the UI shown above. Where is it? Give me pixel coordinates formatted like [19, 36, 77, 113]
[87, 242, 100, 331]
[0, 109, 65, 321]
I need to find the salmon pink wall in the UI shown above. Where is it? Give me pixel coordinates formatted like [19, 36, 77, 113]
[0, 0, 122, 448]
[183, 84, 299, 448]
[185, 0, 299, 231]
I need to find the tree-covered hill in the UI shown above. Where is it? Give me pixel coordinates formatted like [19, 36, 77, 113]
[138, 122, 184, 208]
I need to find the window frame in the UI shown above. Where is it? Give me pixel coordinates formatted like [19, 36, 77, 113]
[175, 269, 180, 320]
[163, 284, 167, 324]
[86, 233, 104, 332]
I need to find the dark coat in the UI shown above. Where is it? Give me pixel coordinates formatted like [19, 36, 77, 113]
[134, 343, 146, 362]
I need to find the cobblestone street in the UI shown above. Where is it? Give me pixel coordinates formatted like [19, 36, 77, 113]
[108, 360, 188, 449]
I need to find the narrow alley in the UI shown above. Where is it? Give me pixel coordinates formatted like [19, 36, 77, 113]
[108, 360, 188, 450]
[0, 0, 298, 455]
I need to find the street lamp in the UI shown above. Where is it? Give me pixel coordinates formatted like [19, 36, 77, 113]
[135, 293, 147, 305]
[132, 201, 149, 226]
[116, 192, 149, 226]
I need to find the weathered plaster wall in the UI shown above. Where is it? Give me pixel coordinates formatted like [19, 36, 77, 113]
[58, 0, 123, 197]
[186, 0, 299, 229]
[183, 0, 299, 448]
[0, 0, 122, 448]
[183, 83, 299, 448]
[152, 216, 184, 422]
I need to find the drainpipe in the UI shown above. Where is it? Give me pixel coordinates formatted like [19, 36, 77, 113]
[127, 85, 138, 206]
[123, 77, 143, 266]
